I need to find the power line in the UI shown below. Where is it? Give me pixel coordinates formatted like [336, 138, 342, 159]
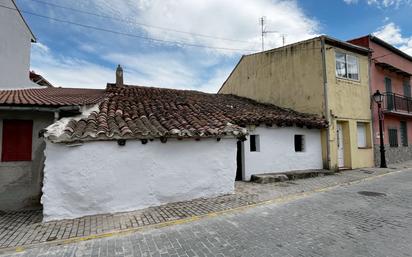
[0, 4, 258, 52]
[27, 0, 253, 44]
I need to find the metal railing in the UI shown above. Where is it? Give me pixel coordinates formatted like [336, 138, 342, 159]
[383, 92, 412, 114]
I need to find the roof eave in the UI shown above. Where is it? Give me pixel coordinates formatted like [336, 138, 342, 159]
[370, 35, 412, 63]
[322, 35, 370, 55]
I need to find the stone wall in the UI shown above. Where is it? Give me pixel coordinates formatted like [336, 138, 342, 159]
[374, 144, 412, 166]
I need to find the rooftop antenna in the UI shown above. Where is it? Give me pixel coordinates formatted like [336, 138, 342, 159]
[260, 16, 265, 51]
[260, 16, 287, 51]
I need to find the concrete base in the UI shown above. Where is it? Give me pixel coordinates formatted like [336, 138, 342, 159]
[250, 169, 334, 184]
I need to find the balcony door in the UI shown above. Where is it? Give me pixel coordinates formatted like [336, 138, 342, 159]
[385, 77, 393, 110]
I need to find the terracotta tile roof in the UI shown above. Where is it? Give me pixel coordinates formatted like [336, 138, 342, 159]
[29, 71, 53, 88]
[0, 88, 105, 106]
[51, 84, 327, 142]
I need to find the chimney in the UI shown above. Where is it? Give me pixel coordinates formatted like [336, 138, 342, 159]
[115, 64, 123, 86]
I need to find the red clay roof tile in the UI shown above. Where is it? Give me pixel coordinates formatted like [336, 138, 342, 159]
[51, 84, 327, 142]
[0, 88, 105, 106]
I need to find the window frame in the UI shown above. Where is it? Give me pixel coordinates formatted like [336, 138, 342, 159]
[335, 51, 360, 81]
[356, 122, 368, 148]
[388, 128, 399, 148]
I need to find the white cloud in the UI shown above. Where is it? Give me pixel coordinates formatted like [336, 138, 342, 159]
[84, 0, 319, 52]
[31, 44, 114, 88]
[27, 0, 320, 93]
[30, 42, 233, 92]
[344, 0, 411, 7]
[373, 23, 412, 55]
[343, 0, 358, 4]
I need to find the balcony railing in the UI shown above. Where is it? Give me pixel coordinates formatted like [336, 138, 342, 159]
[383, 92, 412, 114]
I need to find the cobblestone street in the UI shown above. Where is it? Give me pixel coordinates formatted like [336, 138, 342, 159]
[1, 168, 412, 256]
[1, 164, 409, 251]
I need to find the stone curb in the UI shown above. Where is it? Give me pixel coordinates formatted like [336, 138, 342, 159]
[0, 168, 408, 255]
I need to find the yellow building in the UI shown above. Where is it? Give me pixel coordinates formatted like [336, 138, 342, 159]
[219, 36, 374, 170]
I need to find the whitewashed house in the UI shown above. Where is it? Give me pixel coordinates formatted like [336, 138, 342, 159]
[0, 0, 37, 89]
[41, 70, 327, 221]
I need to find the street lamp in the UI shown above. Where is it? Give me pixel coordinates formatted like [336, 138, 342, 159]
[372, 90, 387, 168]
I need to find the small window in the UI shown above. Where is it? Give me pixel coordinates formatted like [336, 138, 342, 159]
[1, 120, 33, 162]
[388, 128, 398, 147]
[357, 123, 367, 148]
[294, 135, 305, 152]
[400, 121, 408, 147]
[335, 52, 359, 80]
[249, 135, 260, 152]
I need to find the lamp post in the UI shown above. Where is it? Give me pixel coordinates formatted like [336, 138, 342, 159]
[373, 90, 387, 168]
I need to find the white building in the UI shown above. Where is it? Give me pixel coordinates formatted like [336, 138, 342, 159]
[0, 0, 37, 88]
[41, 72, 327, 221]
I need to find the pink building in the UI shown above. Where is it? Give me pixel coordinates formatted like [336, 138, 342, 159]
[349, 35, 412, 164]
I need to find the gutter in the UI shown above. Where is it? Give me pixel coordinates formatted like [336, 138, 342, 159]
[321, 37, 331, 170]
[0, 105, 81, 121]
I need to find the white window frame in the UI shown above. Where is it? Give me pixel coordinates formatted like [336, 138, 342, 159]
[357, 122, 367, 148]
[335, 51, 360, 81]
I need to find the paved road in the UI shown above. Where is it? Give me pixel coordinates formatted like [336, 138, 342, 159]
[2, 170, 412, 257]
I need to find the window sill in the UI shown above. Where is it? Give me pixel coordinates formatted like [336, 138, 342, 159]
[358, 147, 372, 149]
[336, 76, 361, 84]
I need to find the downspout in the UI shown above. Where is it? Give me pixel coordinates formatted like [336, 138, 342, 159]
[321, 37, 331, 170]
[367, 47, 376, 166]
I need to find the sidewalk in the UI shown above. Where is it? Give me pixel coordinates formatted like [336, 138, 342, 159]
[1, 162, 411, 251]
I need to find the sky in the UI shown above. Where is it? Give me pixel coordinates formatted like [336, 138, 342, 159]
[11, 0, 412, 92]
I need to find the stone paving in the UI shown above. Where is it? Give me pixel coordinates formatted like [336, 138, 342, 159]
[0, 161, 411, 250]
[2, 164, 412, 257]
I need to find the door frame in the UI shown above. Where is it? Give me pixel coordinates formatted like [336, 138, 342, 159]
[337, 123, 345, 168]
[236, 141, 244, 181]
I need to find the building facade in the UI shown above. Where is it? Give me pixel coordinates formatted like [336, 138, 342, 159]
[219, 36, 374, 170]
[349, 35, 412, 164]
[0, 0, 36, 89]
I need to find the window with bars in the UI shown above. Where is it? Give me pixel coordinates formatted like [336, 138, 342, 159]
[400, 121, 408, 147]
[388, 128, 398, 147]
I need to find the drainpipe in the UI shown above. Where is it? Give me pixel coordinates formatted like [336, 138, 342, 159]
[321, 37, 331, 170]
[367, 48, 377, 166]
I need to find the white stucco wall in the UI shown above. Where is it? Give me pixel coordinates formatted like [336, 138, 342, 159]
[242, 126, 323, 180]
[0, 0, 35, 88]
[42, 138, 237, 221]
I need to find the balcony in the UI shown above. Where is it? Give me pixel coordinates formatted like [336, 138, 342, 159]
[383, 92, 412, 116]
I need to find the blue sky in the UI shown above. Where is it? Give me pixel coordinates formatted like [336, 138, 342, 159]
[13, 0, 412, 92]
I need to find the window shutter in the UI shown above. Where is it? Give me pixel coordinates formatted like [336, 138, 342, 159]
[400, 121, 408, 147]
[1, 120, 33, 162]
[388, 128, 398, 148]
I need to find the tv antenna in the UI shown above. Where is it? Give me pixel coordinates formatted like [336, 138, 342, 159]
[260, 16, 286, 51]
